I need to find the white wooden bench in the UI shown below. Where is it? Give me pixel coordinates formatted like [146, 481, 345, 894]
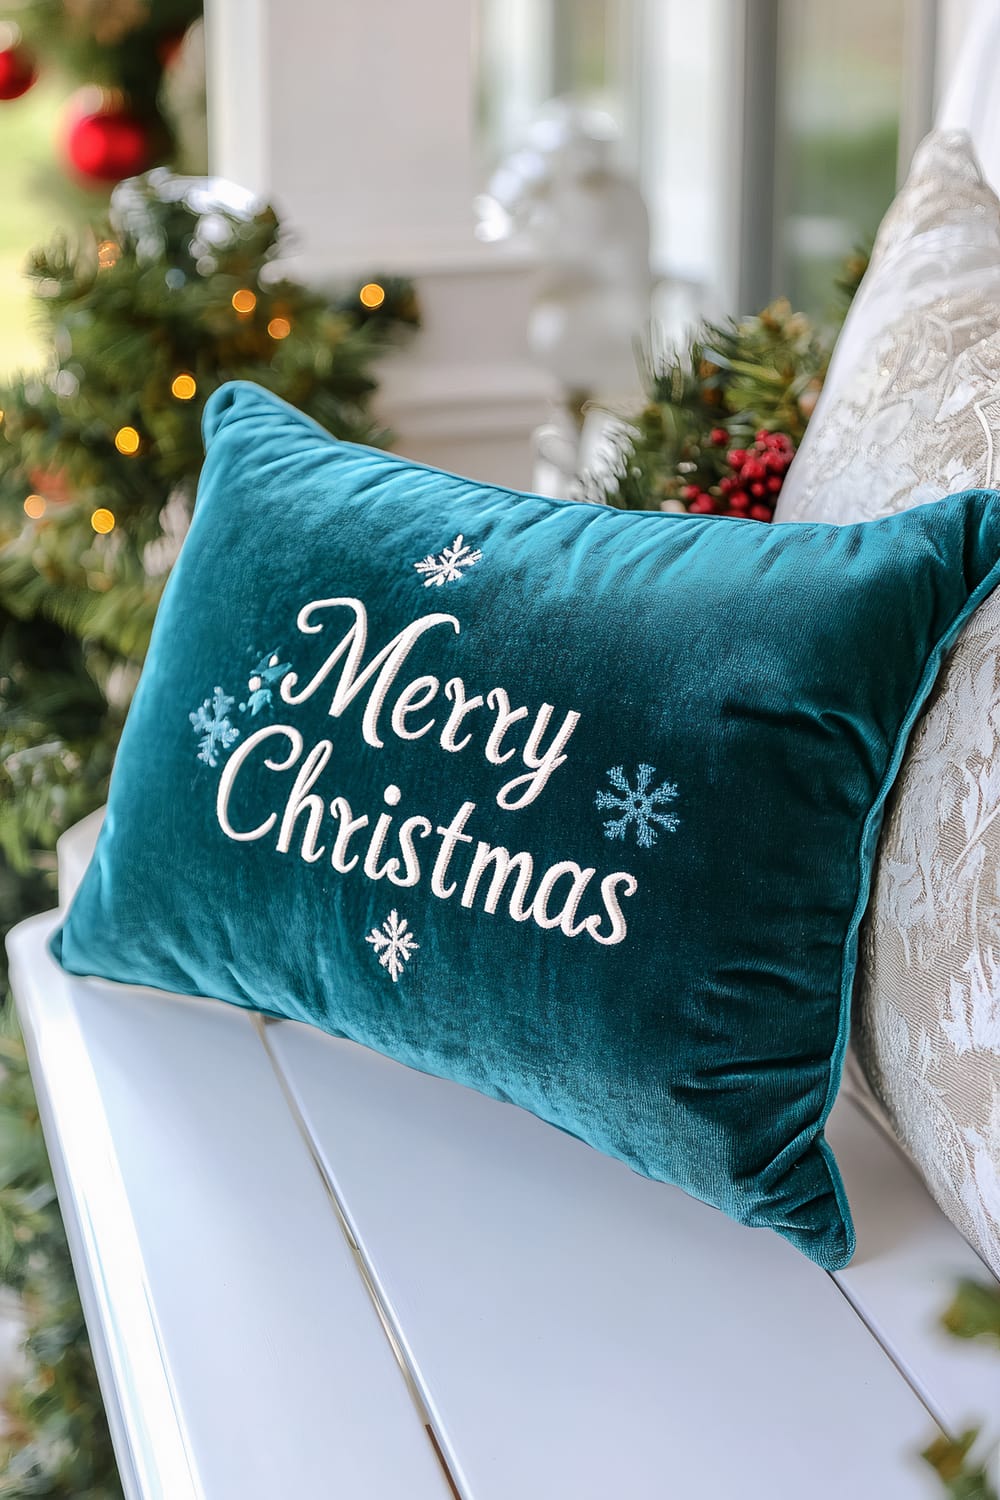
[5, 809, 1000, 1499]
[13, 6, 1000, 1488]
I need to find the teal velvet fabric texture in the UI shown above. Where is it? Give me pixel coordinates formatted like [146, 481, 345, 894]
[52, 382, 1000, 1269]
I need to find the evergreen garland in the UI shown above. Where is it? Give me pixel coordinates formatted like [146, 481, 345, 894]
[592, 251, 869, 517]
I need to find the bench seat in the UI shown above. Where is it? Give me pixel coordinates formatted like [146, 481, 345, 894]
[6, 815, 1000, 1499]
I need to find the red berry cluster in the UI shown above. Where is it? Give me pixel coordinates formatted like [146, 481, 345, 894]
[682, 429, 794, 521]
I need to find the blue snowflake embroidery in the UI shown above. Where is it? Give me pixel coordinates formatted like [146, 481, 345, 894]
[239, 648, 291, 715]
[190, 686, 240, 767]
[596, 764, 680, 848]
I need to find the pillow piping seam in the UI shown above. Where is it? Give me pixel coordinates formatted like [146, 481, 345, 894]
[816, 487, 1000, 1269]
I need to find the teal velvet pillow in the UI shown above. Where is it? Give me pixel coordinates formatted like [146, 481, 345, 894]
[52, 381, 1000, 1269]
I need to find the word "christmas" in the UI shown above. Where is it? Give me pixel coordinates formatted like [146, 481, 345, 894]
[214, 595, 640, 945]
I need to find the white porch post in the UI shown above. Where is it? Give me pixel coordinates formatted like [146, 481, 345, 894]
[203, 0, 554, 488]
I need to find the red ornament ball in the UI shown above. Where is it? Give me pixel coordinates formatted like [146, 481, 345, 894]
[65, 104, 153, 184]
[0, 44, 36, 100]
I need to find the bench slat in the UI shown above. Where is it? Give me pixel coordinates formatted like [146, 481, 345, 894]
[266, 1019, 945, 1500]
[829, 1090, 1000, 1437]
[8, 915, 452, 1500]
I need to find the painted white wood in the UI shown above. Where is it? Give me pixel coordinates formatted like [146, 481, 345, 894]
[6, 915, 451, 1500]
[935, 0, 982, 111]
[898, 0, 940, 181]
[265, 1021, 943, 1499]
[641, 1, 729, 306]
[42, 815, 994, 1489]
[935, 0, 1000, 191]
[829, 1096, 1000, 1440]
[371, 253, 557, 491]
[203, 0, 553, 489]
[207, 0, 477, 273]
[57, 806, 104, 905]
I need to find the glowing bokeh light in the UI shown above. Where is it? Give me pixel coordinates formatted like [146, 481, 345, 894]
[359, 282, 386, 309]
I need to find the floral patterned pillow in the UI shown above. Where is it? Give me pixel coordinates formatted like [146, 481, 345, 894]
[776, 129, 1000, 1274]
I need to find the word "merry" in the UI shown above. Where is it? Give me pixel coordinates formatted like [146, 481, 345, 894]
[278, 597, 580, 811]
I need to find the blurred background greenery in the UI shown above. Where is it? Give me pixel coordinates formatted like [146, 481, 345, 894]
[0, 76, 88, 374]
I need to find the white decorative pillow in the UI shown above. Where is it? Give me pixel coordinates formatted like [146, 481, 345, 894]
[776, 129, 1000, 1274]
[777, 130, 1000, 523]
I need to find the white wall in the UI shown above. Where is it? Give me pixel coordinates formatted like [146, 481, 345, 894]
[935, 0, 1000, 192]
[935, 0, 979, 104]
[204, 0, 555, 488]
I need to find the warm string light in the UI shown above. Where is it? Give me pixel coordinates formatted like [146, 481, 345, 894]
[23, 494, 45, 519]
[359, 282, 386, 309]
[171, 372, 197, 400]
[97, 239, 120, 270]
[267, 317, 291, 340]
[90, 507, 115, 534]
[231, 288, 257, 315]
[114, 425, 140, 455]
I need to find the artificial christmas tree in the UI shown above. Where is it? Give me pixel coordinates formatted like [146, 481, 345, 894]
[0, 174, 415, 1492]
[0, 166, 417, 947]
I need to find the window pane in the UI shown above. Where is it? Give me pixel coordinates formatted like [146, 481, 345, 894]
[776, 0, 905, 315]
[476, 0, 728, 327]
[638, 0, 732, 318]
[477, 0, 915, 329]
[477, 0, 637, 168]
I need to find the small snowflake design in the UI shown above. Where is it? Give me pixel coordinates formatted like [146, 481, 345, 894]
[366, 909, 419, 982]
[596, 764, 680, 849]
[190, 686, 240, 768]
[364, 906, 419, 978]
[413, 534, 483, 587]
[239, 648, 291, 715]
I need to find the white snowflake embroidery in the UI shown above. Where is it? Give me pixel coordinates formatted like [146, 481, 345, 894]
[366, 909, 419, 982]
[596, 764, 680, 848]
[413, 534, 483, 587]
[190, 686, 240, 767]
